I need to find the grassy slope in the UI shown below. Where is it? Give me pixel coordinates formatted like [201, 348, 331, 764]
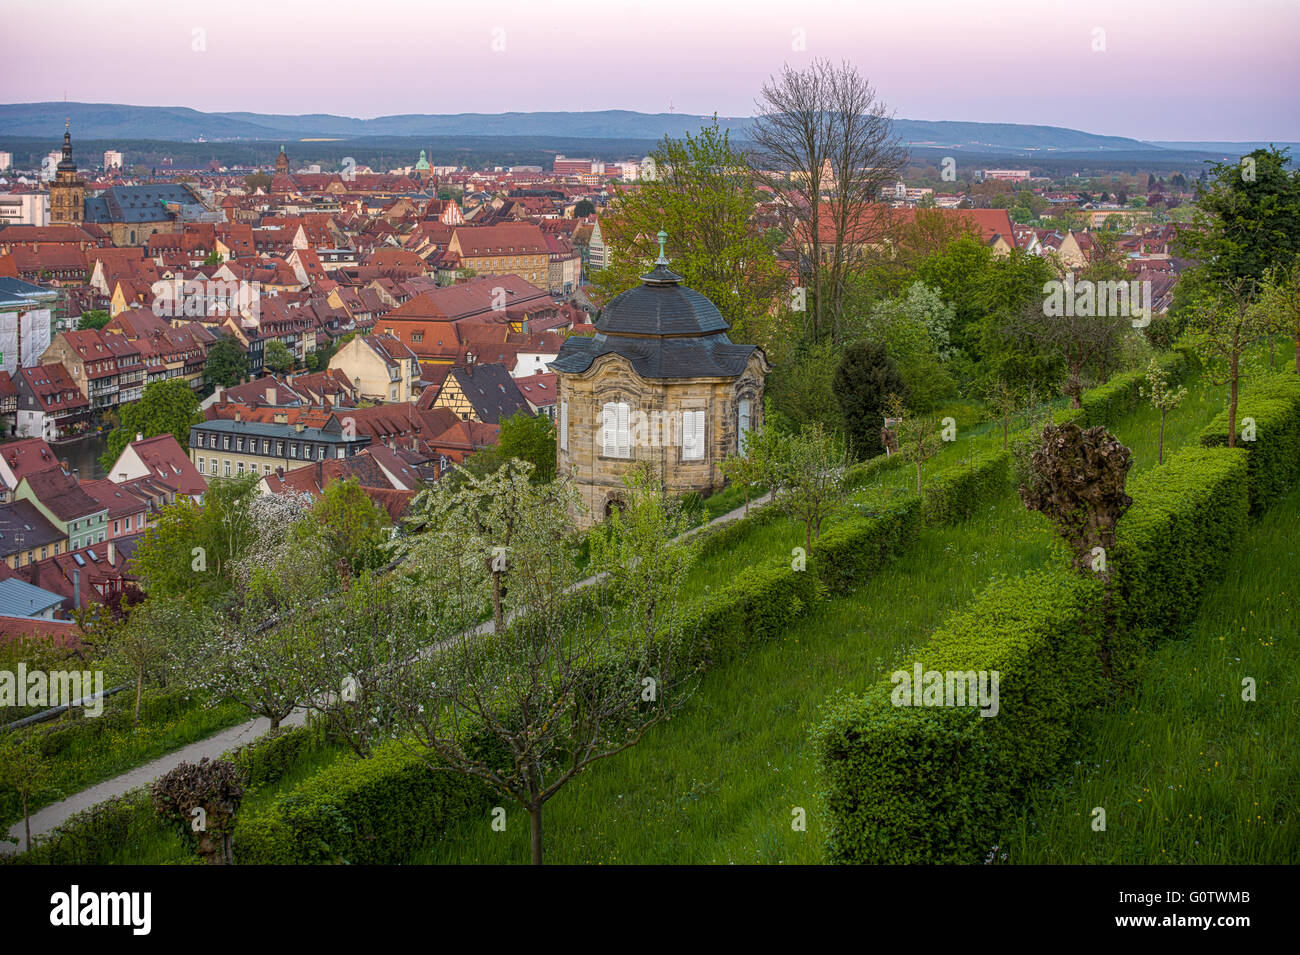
[1005, 484, 1300, 864]
[412, 372, 1241, 865]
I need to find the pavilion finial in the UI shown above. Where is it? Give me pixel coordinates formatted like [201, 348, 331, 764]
[656, 229, 669, 265]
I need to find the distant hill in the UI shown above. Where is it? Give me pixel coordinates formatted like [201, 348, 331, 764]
[1, 102, 1164, 154]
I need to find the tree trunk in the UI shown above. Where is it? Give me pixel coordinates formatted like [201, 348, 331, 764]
[1002, 419, 1009, 450]
[804, 522, 812, 552]
[1227, 355, 1240, 449]
[916, 461, 922, 495]
[1158, 411, 1165, 465]
[134, 670, 143, 725]
[492, 571, 504, 634]
[269, 713, 280, 731]
[529, 806, 543, 865]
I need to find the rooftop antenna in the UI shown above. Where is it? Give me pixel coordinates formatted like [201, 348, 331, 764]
[668, 100, 674, 115]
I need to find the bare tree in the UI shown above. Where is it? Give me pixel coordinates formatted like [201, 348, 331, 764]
[752, 59, 906, 344]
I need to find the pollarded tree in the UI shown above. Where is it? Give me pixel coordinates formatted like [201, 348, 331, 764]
[151, 758, 244, 865]
[1018, 422, 1134, 578]
[832, 340, 908, 458]
[1138, 358, 1188, 465]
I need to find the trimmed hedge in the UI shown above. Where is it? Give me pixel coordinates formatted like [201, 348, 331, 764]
[1198, 373, 1300, 513]
[816, 443, 1257, 864]
[690, 554, 822, 666]
[234, 741, 490, 865]
[844, 451, 907, 489]
[2, 789, 158, 866]
[1080, 348, 1193, 428]
[814, 568, 1106, 864]
[921, 449, 1011, 526]
[230, 724, 322, 789]
[810, 497, 923, 596]
[1114, 446, 1251, 641]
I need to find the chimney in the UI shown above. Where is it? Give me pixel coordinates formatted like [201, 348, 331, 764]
[266, 386, 275, 405]
[108, 541, 116, 565]
[296, 422, 304, 433]
[235, 410, 241, 423]
[136, 432, 143, 442]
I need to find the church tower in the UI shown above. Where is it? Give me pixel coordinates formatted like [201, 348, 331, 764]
[50, 122, 86, 225]
[275, 145, 290, 174]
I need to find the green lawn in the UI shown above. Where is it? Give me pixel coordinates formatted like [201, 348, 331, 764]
[1004, 483, 1300, 864]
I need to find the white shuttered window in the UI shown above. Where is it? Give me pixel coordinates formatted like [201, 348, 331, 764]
[601, 402, 631, 458]
[682, 409, 705, 461]
[738, 398, 752, 454]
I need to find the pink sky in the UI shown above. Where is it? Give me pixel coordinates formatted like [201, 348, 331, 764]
[5, 0, 1298, 140]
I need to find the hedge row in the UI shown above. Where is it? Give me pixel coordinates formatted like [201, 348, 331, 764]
[1198, 373, 1300, 513]
[1114, 446, 1251, 641]
[1080, 347, 1196, 428]
[2, 789, 160, 866]
[814, 569, 1107, 864]
[844, 450, 907, 488]
[921, 449, 1012, 526]
[810, 498, 923, 596]
[230, 724, 323, 789]
[816, 442, 1255, 864]
[234, 741, 490, 865]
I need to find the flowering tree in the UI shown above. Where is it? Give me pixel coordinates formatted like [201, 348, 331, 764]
[381, 467, 698, 864]
[763, 422, 851, 550]
[1138, 358, 1189, 464]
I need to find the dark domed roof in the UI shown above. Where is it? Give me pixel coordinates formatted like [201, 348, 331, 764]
[596, 264, 730, 337]
[551, 259, 762, 380]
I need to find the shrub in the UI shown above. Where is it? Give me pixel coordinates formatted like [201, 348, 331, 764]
[1198, 373, 1300, 512]
[814, 568, 1106, 864]
[921, 449, 1011, 526]
[1114, 446, 1251, 640]
[233, 741, 489, 864]
[810, 498, 923, 596]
